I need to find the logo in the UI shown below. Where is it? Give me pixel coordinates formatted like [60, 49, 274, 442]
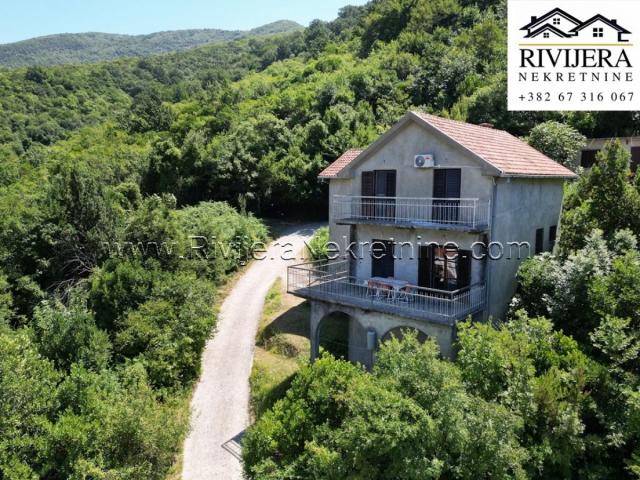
[508, 1, 640, 111]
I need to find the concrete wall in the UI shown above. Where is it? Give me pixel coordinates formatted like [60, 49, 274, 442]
[347, 122, 494, 202]
[350, 225, 485, 286]
[486, 177, 565, 319]
[327, 121, 495, 240]
[309, 300, 456, 369]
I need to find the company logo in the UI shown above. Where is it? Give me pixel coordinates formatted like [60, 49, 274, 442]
[520, 9, 630, 43]
[508, 1, 640, 111]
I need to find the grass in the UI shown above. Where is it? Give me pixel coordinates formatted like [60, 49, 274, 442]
[250, 278, 311, 418]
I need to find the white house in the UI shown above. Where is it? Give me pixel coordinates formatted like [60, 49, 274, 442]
[288, 112, 576, 367]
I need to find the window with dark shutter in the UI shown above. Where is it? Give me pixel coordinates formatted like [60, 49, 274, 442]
[581, 150, 598, 168]
[361, 172, 375, 217]
[362, 171, 375, 196]
[549, 225, 557, 250]
[433, 169, 461, 223]
[535, 228, 544, 254]
[456, 250, 472, 289]
[631, 147, 640, 174]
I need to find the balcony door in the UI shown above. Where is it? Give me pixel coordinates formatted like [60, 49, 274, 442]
[362, 170, 396, 220]
[418, 245, 471, 292]
[371, 239, 395, 278]
[432, 169, 461, 223]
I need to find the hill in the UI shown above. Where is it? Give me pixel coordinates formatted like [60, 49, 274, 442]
[0, 20, 303, 67]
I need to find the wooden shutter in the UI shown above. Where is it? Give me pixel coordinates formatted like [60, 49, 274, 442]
[434, 169, 461, 198]
[581, 150, 598, 168]
[446, 169, 461, 198]
[631, 147, 640, 174]
[456, 250, 471, 289]
[362, 171, 375, 196]
[372, 240, 394, 278]
[385, 171, 397, 197]
[535, 228, 544, 254]
[434, 170, 446, 198]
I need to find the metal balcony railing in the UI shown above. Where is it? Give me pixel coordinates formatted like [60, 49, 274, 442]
[287, 260, 486, 323]
[333, 195, 490, 230]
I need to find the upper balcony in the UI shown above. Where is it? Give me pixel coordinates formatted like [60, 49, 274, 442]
[333, 195, 490, 232]
[288, 260, 486, 326]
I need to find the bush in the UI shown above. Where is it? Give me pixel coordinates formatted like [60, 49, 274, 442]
[306, 227, 330, 261]
[31, 299, 112, 372]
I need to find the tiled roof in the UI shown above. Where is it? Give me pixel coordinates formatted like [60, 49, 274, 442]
[318, 112, 577, 180]
[318, 149, 364, 178]
[411, 112, 577, 178]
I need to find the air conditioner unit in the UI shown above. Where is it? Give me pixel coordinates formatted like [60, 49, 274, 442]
[414, 154, 434, 169]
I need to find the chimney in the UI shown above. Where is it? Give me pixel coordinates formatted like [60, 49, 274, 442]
[611, 19, 618, 24]
[531, 16, 537, 23]
[479, 123, 495, 129]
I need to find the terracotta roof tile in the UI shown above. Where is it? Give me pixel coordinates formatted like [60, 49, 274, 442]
[318, 149, 364, 178]
[318, 113, 577, 179]
[411, 112, 577, 178]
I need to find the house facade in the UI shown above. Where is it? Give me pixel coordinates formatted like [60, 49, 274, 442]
[579, 137, 640, 172]
[288, 112, 576, 367]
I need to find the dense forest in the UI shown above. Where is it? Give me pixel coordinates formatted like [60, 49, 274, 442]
[0, 21, 303, 67]
[2, 0, 640, 478]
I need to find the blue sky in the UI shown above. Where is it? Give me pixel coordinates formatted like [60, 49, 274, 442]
[0, 0, 368, 44]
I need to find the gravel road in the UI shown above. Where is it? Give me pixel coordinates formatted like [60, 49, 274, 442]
[182, 223, 320, 480]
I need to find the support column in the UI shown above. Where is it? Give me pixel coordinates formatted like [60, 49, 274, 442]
[309, 301, 325, 363]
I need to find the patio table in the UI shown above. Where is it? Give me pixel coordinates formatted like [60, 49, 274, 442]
[368, 277, 410, 301]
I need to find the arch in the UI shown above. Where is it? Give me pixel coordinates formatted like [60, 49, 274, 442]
[380, 326, 429, 344]
[316, 311, 351, 360]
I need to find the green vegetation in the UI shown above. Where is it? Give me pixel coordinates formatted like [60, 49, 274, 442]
[306, 227, 330, 260]
[243, 140, 640, 479]
[3, 0, 640, 477]
[0, 21, 303, 67]
[527, 121, 586, 171]
[251, 279, 310, 418]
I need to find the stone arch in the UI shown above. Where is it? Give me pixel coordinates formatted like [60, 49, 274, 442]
[316, 311, 352, 360]
[380, 326, 429, 344]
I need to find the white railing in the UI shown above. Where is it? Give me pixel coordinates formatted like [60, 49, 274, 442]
[333, 195, 490, 229]
[287, 261, 485, 322]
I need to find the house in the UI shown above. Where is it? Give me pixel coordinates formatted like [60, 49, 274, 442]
[287, 112, 576, 368]
[520, 8, 582, 39]
[520, 9, 630, 43]
[569, 15, 631, 43]
[578, 137, 640, 171]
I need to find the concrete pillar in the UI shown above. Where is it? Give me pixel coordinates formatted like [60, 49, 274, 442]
[309, 301, 324, 362]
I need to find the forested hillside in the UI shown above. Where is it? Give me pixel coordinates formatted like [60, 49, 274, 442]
[2, 0, 640, 477]
[0, 20, 302, 67]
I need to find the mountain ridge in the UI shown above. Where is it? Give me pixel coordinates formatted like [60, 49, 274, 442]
[0, 20, 303, 67]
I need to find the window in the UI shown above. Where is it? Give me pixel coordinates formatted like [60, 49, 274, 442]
[631, 147, 640, 174]
[549, 226, 557, 250]
[543, 32, 550, 38]
[581, 149, 599, 168]
[553, 17, 560, 25]
[593, 27, 604, 38]
[419, 246, 471, 291]
[535, 228, 544, 255]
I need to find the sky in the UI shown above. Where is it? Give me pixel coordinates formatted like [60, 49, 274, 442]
[0, 0, 368, 44]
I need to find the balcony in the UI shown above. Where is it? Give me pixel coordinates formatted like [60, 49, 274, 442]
[333, 196, 490, 232]
[288, 261, 486, 325]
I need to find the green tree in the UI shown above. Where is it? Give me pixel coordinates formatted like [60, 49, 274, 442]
[527, 121, 586, 171]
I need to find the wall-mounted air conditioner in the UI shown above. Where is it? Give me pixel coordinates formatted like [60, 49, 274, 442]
[414, 154, 434, 168]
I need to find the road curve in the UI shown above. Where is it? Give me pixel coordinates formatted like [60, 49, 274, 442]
[182, 223, 320, 480]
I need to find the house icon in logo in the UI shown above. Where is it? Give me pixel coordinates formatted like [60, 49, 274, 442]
[521, 7, 631, 42]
